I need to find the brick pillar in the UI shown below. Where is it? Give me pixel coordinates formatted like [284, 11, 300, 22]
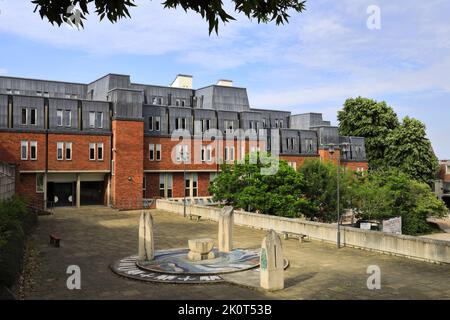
[319, 148, 340, 165]
[111, 119, 144, 210]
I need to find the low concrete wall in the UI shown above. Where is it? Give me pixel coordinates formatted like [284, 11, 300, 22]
[156, 199, 450, 264]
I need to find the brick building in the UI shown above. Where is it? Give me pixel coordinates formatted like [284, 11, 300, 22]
[0, 74, 368, 210]
[437, 160, 450, 208]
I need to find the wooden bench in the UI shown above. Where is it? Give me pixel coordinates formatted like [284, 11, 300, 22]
[282, 232, 308, 243]
[188, 214, 201, 222]
[49, 234, 61, 247]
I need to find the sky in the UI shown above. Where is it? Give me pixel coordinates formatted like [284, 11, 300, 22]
[0, 0, 448, 159]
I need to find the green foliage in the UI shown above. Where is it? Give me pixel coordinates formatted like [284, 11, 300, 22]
[356, 169, 447, 235]
[338, 97, 399, 169]
[31, 0, 307, 34]
[384, 117, 440, 183]
[338, 97, 439, 182]
[299, 159, 359, 222]
[0, 197, 37, 288]
[209, 153, 312, 217]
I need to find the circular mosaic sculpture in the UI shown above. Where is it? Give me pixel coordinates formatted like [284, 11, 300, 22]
[137, 248, 260, 275]
[111, 248, 289, 284]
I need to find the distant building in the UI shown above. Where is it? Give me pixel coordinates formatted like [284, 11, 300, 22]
[0, 73, 368, 210]
[437, 160, 450, 208]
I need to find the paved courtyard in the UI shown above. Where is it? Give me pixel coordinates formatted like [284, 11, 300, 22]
[22, 207, 450, 300]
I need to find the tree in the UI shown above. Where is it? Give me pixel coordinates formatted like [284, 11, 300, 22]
[338, 97, 399, 170]
[299, 159, 359, 222]
[209, 153, 312, 217]
[384, 116, 439, 183]
[31, 0, 307, 34]
[356, 169, 447, 235]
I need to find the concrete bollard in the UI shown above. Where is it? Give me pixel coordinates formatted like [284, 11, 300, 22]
[218, 206, 234, 252]
[138, 211, 154, 261]
[260, 229, 284, 291]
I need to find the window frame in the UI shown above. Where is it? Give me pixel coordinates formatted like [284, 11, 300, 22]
[21, 141, 28, 160]
[65, 110, 72, 127]
[89, 143, 96, 161]
[21, 108, 28, 125]
[36, 173, 44, 193]
[65, 142, 72, 160]
[97, 142, 104, 161]
[30, 108, 37, 126]
[30, 141, 38, 160]
[156, 144, 161, 161]
[57, 142, 64, 160]
[89, 111, 96, 128]
[149, 143, 155, 161]
[56, 109, 63, 127]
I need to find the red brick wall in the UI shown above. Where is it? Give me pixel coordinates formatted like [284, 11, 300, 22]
[16, 173, 44, 208]
[319, 148, 341, 165]
[439, 163, 450, 182]
[279, 155, 319, 169]
[111, 120, 143, 209]
[0, 132, 46, 171]
[47, 133, 111, 171]
[342, 161, 369, 172]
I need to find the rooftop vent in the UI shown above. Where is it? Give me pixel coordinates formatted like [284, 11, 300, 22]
[216, 79, 233, 87]
[170, 74, 193, 89]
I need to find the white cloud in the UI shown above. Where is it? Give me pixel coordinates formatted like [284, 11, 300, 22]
[0, 68, 7, 75]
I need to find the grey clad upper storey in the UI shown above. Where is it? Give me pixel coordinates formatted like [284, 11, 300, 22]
[0, 73, 367, 161]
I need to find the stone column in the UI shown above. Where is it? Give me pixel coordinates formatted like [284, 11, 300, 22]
[76, 173, 81, 208]
[218, 206, 234, 252]
[138, 211, 154, 261]
[260, 229, 284, 291]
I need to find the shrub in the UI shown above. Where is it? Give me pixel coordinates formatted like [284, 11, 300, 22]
[0, 197, 37, 289]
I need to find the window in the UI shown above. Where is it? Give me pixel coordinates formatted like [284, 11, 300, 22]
[225, 146, 234, 161]
[65, 142, 72, 160]
[149, 144, 155, 161]
[36, 173, 44, 193]
[57, 110, 63, 126]
[262, 118, 267, 128]
[167, 174, 173, 197]
[97, 112, 103, 128]
[156, 144, 161, 161]
[43, 92, 49, 97]
[89, 112, 95, 128]
[181, 100, 186, 107]
[201, 145, 212, 162]
[57, 142, 64, 160]
[159, 174, 173, 198]
[181, 118, 186, 130]
[89, 143, 96, 160]
[155, 116, 161, 131]
[192, 173, 198, 197]
[37, 91, 43, 96]
[21, 108, 27, 125]
[30, 109, 37, 125]
[176, 99, 181, 107]
[224, 120, 234, 133]
[65, 110, 72, 127]
[185, 175, 191, 197]
[275, 120, 279, 128]
[279, 120, 284, 128]
[97, 143, 104, 161]
[305, 138, 314, 152]
[21, 141, 28, 160]
[30, 141, 37, 160]
[152, 97, 158, 105]
[249, 121, 255, 130]
[159, 175, 165, 197]
[288, 162, 297, 170]
[148, 116, 154, 131]
[201, 119, 210, 133]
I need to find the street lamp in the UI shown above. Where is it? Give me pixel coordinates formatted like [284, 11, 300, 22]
[182, 148, 187, 218]
[326, 142, 349, 249]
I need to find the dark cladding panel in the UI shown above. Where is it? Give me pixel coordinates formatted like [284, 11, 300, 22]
[48, 98, 79, 131]
[0, 95, 8, 128]
[109, 89, 143, 120]
[143, 105, 169, 135]
[82, 101, 111, 132]
[13, 96, 45, 129]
